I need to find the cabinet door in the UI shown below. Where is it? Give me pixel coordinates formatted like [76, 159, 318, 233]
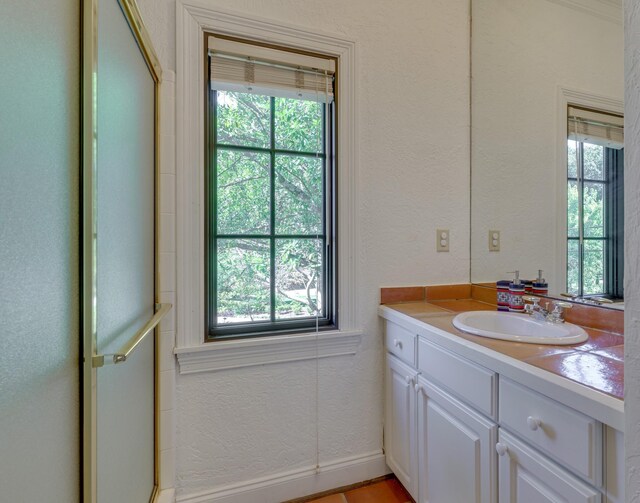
[417, 377, 497, 503]
[385, 353, 418, 499]
[605, 426, 624, 503]
[497, 430, 601, 503]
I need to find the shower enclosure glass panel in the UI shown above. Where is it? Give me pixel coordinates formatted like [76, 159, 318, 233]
[90, 0, 158, 501]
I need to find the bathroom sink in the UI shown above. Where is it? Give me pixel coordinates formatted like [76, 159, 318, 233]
[452, 311, 588, 345]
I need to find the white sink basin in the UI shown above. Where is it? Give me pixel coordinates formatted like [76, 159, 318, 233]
[452, 311, 588, 345]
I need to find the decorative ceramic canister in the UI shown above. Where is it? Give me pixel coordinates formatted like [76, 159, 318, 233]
[497, 280, 511, 311]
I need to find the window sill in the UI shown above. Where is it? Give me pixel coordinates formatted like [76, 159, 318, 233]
[174, 329, 362, 374]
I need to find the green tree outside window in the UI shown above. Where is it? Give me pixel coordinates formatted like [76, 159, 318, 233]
[209, 90, 333, 335]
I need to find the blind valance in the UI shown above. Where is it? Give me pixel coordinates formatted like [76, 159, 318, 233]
[208, 36, 335, 102]
[568, 106, 624, 149]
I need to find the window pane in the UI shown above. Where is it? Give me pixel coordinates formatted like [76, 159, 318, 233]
[217, 150, 270, 234]
[567, 180, 579, 238]
[583, 240, 604, 295]
[275, 98, 323, 153]
[567, 140, 577, 178]
[583, 182, 604, 238]
[583, 142, 604, 180]
[275, 155, 323, 235]
[217, 239, 270, 324]
[216, 91, 270, 148]
[567, 240, 580, 295]
[275, 239, 323, 319]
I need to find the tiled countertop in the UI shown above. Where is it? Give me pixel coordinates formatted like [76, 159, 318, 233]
[383, 300, 624, 401]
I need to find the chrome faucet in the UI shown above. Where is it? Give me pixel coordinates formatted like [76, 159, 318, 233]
[523, 296, 573, 323]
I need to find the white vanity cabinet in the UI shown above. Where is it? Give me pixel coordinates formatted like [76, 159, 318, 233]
[382, 316, 624, 503]
[384, 321, 497, 502]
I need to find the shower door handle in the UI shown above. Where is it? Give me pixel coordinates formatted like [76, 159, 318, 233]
[92, 303, 172, 368]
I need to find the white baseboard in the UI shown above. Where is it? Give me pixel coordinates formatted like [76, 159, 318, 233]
[176, 450, 390, 503]
[156, 488, 176, 503]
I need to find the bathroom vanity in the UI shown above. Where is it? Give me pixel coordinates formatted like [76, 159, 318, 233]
[379, 300, 624, 503]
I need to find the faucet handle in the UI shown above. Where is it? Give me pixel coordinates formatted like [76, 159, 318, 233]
[522, 296, 540, 314]
[550, 300, 572, 322]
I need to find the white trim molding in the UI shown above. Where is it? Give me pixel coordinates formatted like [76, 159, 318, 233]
[555, 86, 624, 296]
[175, 1, 360, 364]
[155, 488, 176, 503]
[175, 450, 388, 503]
[176, 329, 362, 374]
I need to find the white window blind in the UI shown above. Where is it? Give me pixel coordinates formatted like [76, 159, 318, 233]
[568, 106, 624, 149]
[208, 36, 335, 102]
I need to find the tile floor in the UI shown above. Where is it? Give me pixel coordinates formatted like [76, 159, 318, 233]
[304, 476, 412, 503]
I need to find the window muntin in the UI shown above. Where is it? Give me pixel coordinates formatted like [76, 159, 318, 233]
[208, 87, 334, 337]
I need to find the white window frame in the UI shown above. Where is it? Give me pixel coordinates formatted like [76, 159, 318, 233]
[174, 1, 361, 374]
[555, 87, 623, 295]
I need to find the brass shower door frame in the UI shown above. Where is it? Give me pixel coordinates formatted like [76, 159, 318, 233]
[81, 0, 163, 501]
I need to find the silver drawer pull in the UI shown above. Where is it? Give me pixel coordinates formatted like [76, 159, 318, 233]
[495, 442, 508, 456]
[527, 416, 542, 431]
[405, 375, 414, 387]
[393, 338, 402, 349]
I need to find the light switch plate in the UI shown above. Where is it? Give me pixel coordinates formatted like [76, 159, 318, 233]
[489, 230, 500, 252]
[437, 229, 449, 252]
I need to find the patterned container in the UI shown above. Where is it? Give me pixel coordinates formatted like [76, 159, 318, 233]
[532, 270, 548, 296]
[497, 280, 511, 311]
[509, 282, 526, 312]
[532, 281, 548, 296]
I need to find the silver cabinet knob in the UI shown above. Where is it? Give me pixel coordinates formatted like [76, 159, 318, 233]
[527, 416, 542, 431]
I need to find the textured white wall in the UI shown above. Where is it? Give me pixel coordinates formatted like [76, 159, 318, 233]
[471, 0, 623, 290]
[625, 0, 640, 498]
[136, 0, 471, 499]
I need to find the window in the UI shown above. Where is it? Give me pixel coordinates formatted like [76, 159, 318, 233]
[206, 36, 336, 338]
[567, 106, 624, 299]
[175, 5, 359, 367]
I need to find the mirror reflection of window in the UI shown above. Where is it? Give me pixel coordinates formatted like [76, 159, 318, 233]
[567, 107, 624, 300]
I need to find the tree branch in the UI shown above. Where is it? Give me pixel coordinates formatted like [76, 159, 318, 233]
[218, 174, 267, 189]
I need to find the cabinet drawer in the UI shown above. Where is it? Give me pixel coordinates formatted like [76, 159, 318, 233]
[385, 321, 416, 366]
[499, 377, 602, 485]
[417, 338, 497, 419]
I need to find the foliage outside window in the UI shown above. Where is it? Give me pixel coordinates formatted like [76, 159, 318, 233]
[567, 139, 623, 298]
[208, 88, 334, 337]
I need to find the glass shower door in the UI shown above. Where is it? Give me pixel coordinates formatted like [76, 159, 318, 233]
[82, 1, 165, 502]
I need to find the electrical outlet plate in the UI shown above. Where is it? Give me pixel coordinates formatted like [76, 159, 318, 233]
[489, 230, 500, 252]
[437, 229, 449, 252]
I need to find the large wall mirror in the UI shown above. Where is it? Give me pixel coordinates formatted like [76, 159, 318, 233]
[470, 0, 624, 306]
